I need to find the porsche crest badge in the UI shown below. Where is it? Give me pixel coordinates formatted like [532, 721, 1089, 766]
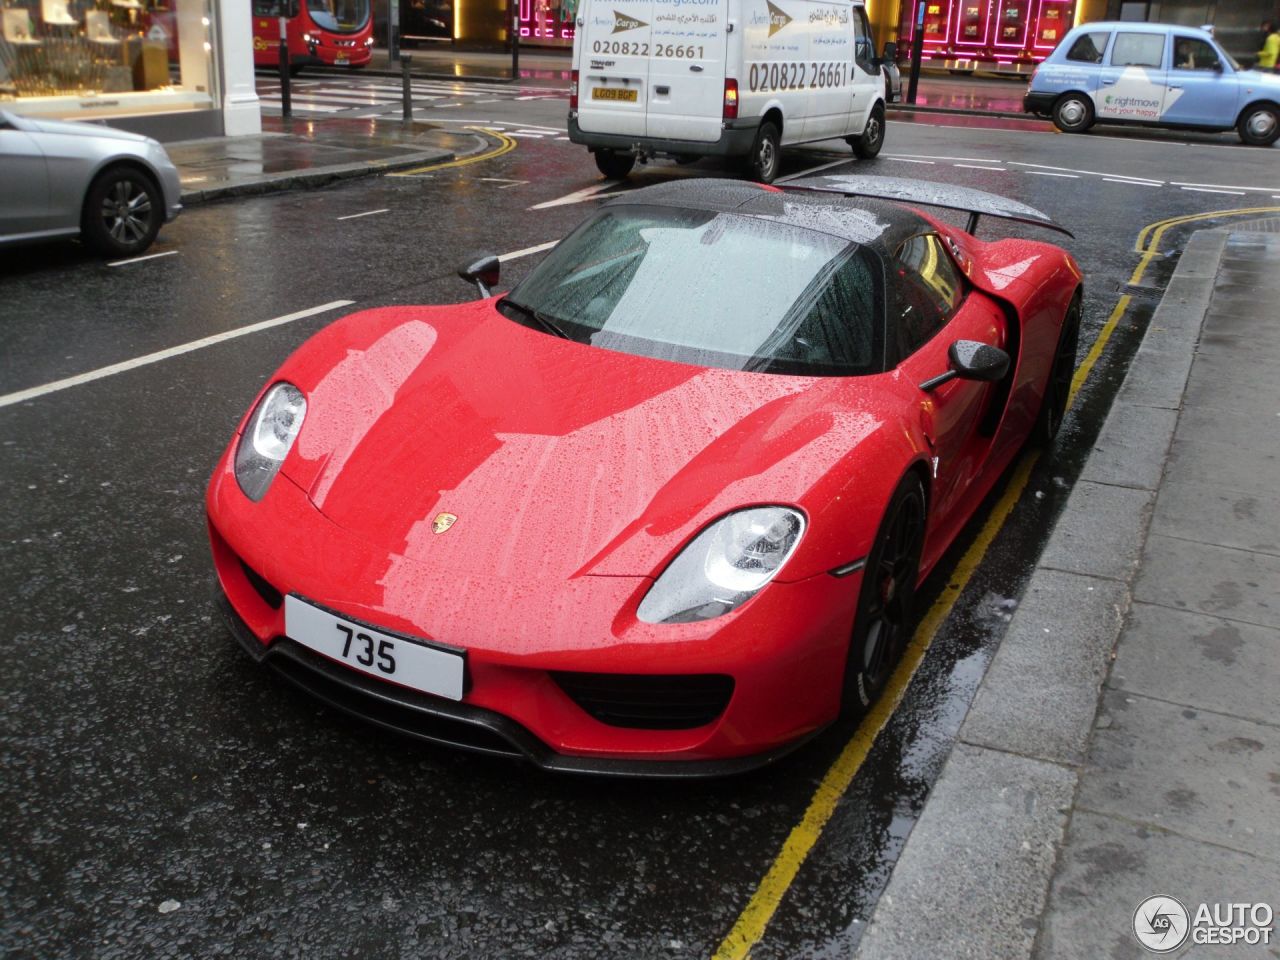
[432, 512, 458, 534]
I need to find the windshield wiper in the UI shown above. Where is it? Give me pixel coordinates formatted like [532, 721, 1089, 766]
[501, 299, 572, 340]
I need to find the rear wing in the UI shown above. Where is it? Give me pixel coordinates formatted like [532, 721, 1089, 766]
[785, 174, 1074, 239]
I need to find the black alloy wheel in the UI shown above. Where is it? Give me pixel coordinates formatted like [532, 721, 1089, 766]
[1052, 93, 1093, 133]
[850, 103, 885, 159]
[842, 473, 927, 714]
[81, 167, 162, 257]
[1031, 295, 1081, 446]
[594, 149, 636, 180]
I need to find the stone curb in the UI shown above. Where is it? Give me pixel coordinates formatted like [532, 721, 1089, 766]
[179, 146, 454, 205]
[854, 228, 1230, 959]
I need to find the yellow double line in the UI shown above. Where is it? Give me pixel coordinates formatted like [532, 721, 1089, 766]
[712, 202, 1280, 960]
[389, 126, 517, 177]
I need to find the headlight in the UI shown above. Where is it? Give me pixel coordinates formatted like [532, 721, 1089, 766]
[234, 382, 306, 502]
[636, 507, 805, 624]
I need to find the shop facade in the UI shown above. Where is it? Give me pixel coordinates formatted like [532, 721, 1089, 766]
[0, 0, 259, 139]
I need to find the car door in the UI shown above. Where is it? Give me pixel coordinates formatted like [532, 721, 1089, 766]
[1096, 29, 1167, 123]
[576, 0, 653, 138]
[645, 0, 729, 142]
[0, 117, 51, 239]
[1161, 34, 1235, 128]
[891, 233, 1008, 528]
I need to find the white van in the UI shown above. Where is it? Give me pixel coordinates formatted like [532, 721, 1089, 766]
[567, 0, 888, 183]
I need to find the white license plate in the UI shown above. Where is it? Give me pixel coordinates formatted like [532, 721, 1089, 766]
[284, 595, 464, 700]
[334, 57, 349, 65]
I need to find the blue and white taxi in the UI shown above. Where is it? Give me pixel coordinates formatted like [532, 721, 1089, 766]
[1025, 22, 1280, 146]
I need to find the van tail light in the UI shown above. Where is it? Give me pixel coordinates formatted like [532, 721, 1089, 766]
[570, 69, 579, 110]
[723, 78, 738, 119]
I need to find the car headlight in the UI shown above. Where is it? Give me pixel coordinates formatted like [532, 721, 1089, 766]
[234, 382, 306, 502]
[636, 507, 805, 624]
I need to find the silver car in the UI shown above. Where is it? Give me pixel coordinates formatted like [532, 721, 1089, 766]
[0, 108, 182, 257]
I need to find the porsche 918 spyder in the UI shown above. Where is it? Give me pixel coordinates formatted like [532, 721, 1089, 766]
[207, 176, 1081, 777]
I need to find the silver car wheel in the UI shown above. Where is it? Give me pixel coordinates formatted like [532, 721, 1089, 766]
[1058, 100, 1086, 126]
[1247, 109, 1277, 139]
[102, 180, 153, 244]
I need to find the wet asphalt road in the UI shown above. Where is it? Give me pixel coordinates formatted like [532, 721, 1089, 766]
[2, 111, 1277, 959]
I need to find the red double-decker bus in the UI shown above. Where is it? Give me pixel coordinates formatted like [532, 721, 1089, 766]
[252, 0, 373, 73]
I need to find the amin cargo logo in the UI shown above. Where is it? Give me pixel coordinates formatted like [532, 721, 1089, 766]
[766, 0, 791, 35]
[612, 9, 648, 32]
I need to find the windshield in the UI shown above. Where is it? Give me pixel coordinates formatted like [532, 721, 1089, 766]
[503, 206, 884, 376]
[307, 0, 369, 33]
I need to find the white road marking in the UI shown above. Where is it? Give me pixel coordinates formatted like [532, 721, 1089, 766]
[885, 153, 1004, 163]
[506, 132, 544, 138]
[0, 301, 354, 410]
[107, 250, 178, 267]
[529, 181, 620, 209]
[337, 208, 390, 221]
[1181, 186, 1246, 195]
[515, 126, 566, 134]
[1171, 180, 1279, 193]
[775, 155, 854, 182]
[258, 99, 343, 113]
[882, 157, 936, 164]
[953, 164, 1006, 171]
[437, 103, 462, 108]
[1009, 161, 1166, 185]
[479, 178, 529, 188]
[556, 136, 571, 141]
[1104, 177, 1160, 187]
[1027, 171, 1078, 178]
[499, 241, 558, 261]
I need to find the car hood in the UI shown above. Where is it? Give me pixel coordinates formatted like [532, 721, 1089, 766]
[19, 115, 151, 143]
[278, 301, 890, 582]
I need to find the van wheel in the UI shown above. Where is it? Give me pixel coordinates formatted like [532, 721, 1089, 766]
[1052, 93, 1093, 133]
[745, 121, 781, 183]
[594, 150, 635, 179]
[850, 104, 885, 159]
[1237, 104, 1279, 146]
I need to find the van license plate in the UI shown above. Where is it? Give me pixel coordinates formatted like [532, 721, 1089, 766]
[592, 87, 638, 102]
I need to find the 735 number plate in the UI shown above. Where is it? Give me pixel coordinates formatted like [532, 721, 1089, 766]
[284, 595, 464, 700]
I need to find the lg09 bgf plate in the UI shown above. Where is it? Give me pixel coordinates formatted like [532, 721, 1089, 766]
[284, 595, 465, 700]
[592, 87, 638, 102]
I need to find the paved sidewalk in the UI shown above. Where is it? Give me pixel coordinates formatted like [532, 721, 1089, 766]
[165, 115, 475, 203]
[856, 224, 1280, 958]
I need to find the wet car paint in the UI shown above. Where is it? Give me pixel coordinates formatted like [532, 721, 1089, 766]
[0, 121, 1262, 956]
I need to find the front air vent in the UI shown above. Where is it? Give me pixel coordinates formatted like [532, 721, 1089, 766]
[551, 672, 734, 730]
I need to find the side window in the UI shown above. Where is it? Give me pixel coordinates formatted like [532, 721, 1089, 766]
[1065, 31, 1109, 63]
[853, 8, 876, 74]
[1171, 36, 1220, 71]
[1110, 32, 1165, 68]
[889, 234, 965, 361]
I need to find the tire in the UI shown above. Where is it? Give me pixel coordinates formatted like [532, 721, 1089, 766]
[745, 121, 781, 184]
[849, 103, 885, 159]
[1237, 103, 1280, 146]
[1029, 295, 1081, 446]
[81, 166, 163, 258]
[1052, 93, 1093, 133]
[841, 472, 927, 716]
[594, 149, 635, 179]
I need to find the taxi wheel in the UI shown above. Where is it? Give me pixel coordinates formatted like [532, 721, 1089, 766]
[1237, 104, 1280, 147]
[594, 149, 635, 180]
[746, 122, 781, 184]
[1052, 93, 1093, 133]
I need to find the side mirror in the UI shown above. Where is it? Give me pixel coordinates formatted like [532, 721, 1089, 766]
[458, 254, 500, 297]
[882, 41, 898, 61]
[919, 340, 1010, 391]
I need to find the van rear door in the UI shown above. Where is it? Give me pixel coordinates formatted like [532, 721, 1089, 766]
[645, 0, 729, 142]
[577, 3, 654, 138]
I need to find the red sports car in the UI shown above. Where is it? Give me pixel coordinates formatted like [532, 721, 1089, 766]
[207, 176, 1081, 776]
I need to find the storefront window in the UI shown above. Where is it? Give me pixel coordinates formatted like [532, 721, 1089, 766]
[0, 0, 216, 120]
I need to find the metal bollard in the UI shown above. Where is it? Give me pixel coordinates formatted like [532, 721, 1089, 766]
[279, 16, 291, 120]
[401, 53, 413, 124]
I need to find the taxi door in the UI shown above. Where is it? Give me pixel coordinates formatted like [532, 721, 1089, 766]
[1161, 34, 1236, 128]
[1095, 30, 1167, 122]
